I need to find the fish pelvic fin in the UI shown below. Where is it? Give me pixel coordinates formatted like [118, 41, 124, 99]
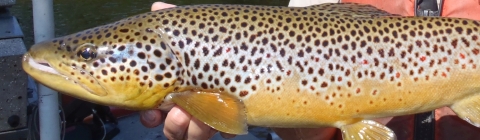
[340, 120, 396, 140]
[451, 95, 480, 127]
[168, 90, 248, 134]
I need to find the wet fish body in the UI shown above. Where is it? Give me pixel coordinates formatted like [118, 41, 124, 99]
[23, 3, 480, 139]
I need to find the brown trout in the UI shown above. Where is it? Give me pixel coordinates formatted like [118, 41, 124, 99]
[22, 3, 480, 140]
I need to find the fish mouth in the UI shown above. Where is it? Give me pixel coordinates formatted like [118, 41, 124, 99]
[22, 53, 107, 97]
[25, 55, 61, 75]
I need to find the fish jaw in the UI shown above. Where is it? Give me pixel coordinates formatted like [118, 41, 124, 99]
[22, 41, 111, 105]
[23, 52, 102, 100]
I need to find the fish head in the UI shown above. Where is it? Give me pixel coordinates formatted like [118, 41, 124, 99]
[23, 17, 179, 110]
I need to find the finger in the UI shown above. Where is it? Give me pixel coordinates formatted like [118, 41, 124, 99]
[151, 2, 176, 11]
[220, 132, 237, 139]
[185, 117, 217, 140]
[139, 110, 164, 128]
[374, 117, 394, 125]
[164, 106, 192, 140]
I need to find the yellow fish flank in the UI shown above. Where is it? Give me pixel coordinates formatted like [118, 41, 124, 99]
[22, 3, 480, 139]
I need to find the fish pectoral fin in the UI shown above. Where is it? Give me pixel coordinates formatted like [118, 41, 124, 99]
[168, 90, 248, 134]
[340, 120, 396, 140]
[451, 95, 480, 127]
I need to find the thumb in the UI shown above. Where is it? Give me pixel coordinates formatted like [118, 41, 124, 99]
[151, 2, 176, 11]
[140, 110, 164, 128]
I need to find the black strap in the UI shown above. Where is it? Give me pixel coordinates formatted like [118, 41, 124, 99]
[413, 111, 436, 140]
[415, 0, 443, 16]
[418, 0, 439, 10]
[413, 1, 442, 140]
[413, 1, 441, 139]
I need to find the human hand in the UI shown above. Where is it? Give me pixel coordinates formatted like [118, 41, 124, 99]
[150, 2, 176, 11]
[140, 105, 232, 140]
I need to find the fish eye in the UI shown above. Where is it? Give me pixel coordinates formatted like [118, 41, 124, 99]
[77, 44, 97, 61]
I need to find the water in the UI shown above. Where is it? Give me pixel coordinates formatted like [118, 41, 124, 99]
[9, 0, 289, 139]
[10, 0, 289, 48]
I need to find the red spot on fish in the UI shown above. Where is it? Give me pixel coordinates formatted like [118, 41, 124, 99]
[460, 53, 466, 59]
[420, 56, 426, 62]
[315, 57, 319, 62]
[286, 70, 291, 76]
[356, 88, 361, 94]
[473, 49, 480, 55]
[362, 60, 368, 65]
[266, 53, 271, 58]
[396, 72, 400, 78]
[226, 48, 231, 53]
[442, 72, 447, 77]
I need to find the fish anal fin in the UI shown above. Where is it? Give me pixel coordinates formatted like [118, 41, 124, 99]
[451, 96, 480, 127]
[340, 120, 396, 140]
[168, 90, 248, 134]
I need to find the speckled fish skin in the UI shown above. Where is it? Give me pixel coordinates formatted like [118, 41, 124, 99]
[23, 3, 480, 138]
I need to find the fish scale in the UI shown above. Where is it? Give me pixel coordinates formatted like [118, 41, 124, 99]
[22, 3, 480, 140]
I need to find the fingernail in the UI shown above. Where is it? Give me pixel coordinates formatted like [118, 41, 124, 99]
[142, 110, 156, 122]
